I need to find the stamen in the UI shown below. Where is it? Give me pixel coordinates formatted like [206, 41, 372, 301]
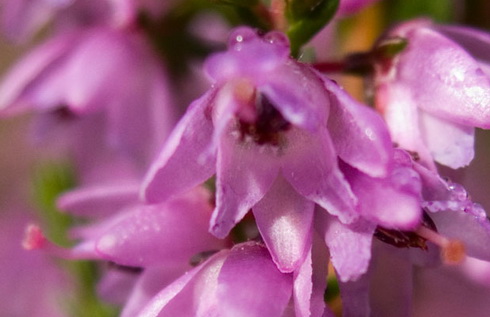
[415, 226, 466, 264]
[22, 223, 95, 260]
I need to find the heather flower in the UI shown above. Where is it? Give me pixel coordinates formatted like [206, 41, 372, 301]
[142, 27, 395, 273]
[345, 152, 490, 316]
[0, 26, 175, 165]
[373, 19, 490, 170]
[136, 241, 329, 317]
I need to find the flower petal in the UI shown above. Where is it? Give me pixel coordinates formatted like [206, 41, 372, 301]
[282, 128, 358, 224]
[253, 175, 314, 273]
[216, 242, 293, 317]
[210, 133, 279, 238]
[419, 110, 475, 169]
[316, 210, 375, 282]
[325, 78, 392, 178]
[142, 89, 217, 203]
[97, 189, 224, 267]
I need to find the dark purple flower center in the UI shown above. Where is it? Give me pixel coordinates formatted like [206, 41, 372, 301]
[237, 93, 291, 146]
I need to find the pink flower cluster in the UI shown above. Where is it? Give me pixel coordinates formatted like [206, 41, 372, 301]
[2, 1, 490, 317]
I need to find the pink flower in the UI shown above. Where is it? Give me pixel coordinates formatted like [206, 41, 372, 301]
[374, 19, 490, 170]
[142, 27, 404, 274]
[0, 26, 175, 165]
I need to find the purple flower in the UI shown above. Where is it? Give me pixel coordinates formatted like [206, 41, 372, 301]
[142, 27, 394, 273]
[374, 19, 490, 170]
[0, 26, 175, 165]
[136, 241, 328, 317]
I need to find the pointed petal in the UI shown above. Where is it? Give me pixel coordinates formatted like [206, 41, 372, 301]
[216, 242, 293, 317]
[253, 175, 314, 272]
[282, 128, 358, 224]
[340, 162, 422, 230]
[293, 234, 328, 317]
[136, 250, 229, 317]
[325, 78, 393, 178]
[142, 90, 217, 203]
[419, 110, 475, 168]
[97, 189, 224, 267]
[316, 210, 375, 282]
[211, 134, 279, 238]
[57, 182, 139, 217]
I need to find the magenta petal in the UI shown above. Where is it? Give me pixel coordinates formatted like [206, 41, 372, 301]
[316, 210, 375, 282]
[216, 242, 293, 317]
[253, 175, 314, 273]
[142, 90, 217, 203]
[419, 110, 475, 168]
[283, 128, 358, 224]
[136, 250, 230, 317]
[210, 134, 279, 238]
[341, 162, 422, 230]
[57, 182, 139, 217]
[96, 189, 224, 267]
[325, 78, 392, 178]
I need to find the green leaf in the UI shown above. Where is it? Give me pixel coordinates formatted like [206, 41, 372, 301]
[286, 0, 339, 57]
[386, 0, 454, 23]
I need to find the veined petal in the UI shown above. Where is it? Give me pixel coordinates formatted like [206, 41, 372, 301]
[216, 242, 293, 317]
[96, 189, 224, 267]
[316, 210, 375, 282]
[253, 175, 314, 273]
[142, 89, 217, 203]
[419, 110, 475, 169]
[325, 78, 392, 178]
[282, 128, 358, 224]
[211, 132, 279, 238]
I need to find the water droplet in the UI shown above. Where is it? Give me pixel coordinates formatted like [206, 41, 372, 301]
[228, 27, 257, 50]
[448, 182, 467, 201]
[263, 31, 289, 49]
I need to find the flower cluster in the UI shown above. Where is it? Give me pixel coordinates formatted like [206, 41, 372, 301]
[2, 1, 490, 317]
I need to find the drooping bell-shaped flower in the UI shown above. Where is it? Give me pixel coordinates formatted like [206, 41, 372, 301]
[0, 25, 175, 165]
[373, 19, 490, 170]
[142, 27, 395, 273]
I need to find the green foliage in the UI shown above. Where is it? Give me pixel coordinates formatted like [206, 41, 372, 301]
[386, 0, 454, 23]
[286, 0, 339, 57]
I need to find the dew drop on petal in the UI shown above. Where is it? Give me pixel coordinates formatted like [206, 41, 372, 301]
[228, 27, 257, 51]
[263, 31, 289, 49]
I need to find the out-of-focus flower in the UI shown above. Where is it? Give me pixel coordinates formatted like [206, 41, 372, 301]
[142, 27, 397, 273]
[373, 19, 490, 170]
[0, 26, 175, 166]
